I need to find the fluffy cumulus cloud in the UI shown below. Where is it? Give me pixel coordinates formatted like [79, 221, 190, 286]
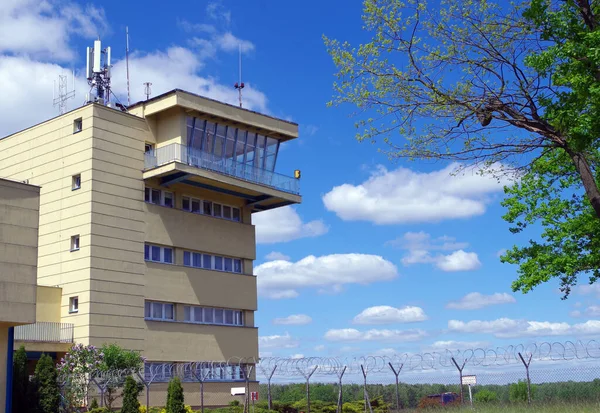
[448, 318, 600, 339]
[323, 163, 511, 224]
[325, 328, 427, 343]
[352, 306, 428, 325]
[255, 254, 398, 299]
[259, 333, 299, 350]
[254, 206, 328, 244]
[446, 292, 516, 310]
[272, 314, 313, 325]
[570, 305, 600, 318]
[392, 232, 481, 272]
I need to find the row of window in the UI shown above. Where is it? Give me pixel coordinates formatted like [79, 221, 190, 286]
[145, 187, 242, 222]
[144, 301, 244, 327]
[183, 251, 243, 273]
[144, 362, 247, 382]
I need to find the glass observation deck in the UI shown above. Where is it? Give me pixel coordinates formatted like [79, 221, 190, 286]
[144, 117, 299, 195]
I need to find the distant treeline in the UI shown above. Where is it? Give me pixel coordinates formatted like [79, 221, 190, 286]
[258, 379, 600, 409]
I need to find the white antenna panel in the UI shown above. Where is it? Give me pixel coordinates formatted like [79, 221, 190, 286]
[86, 47, 93, 80]
[106, 47, 111, 79]
[93, 40, 102, 73]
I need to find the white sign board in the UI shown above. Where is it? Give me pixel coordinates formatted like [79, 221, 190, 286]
[462, 375, 477, 385]
[231, 387, 246, 396]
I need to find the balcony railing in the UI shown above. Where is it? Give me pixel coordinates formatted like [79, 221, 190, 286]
[144, 143, 300, 195]
[14, 322, 74, 344]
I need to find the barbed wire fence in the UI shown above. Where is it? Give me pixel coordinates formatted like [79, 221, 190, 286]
[56, 340, 600, 411]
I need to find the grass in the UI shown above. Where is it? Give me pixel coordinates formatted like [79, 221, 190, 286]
[405, 402, 600, 412]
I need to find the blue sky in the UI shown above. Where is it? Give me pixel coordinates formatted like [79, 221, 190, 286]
[1, 0, 600, 359]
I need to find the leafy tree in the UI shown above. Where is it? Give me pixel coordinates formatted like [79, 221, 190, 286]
[98, 343, 144, 409]
[57, 343, 104, 409]
[324, 0, 600, 295]
[34, 354, 60, 413]
[12, 345, 29, 413]
[121, 375, 142, 413]
[166, 377, 186, 413]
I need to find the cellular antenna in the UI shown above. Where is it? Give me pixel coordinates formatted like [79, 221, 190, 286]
[126, 26, 131, 106]
[86, 39, 112, 106]
[234, 44, 244, 108]
[53, 70, 76, 115]
[144, 82, 152, 100]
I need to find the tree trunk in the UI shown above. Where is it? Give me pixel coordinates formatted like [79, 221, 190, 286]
[567, 150, 600, 219]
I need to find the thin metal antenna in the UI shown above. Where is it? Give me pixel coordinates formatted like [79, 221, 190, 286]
[234, 43, 244, 108]
[144, 82, 152, 100]
[53, 71, 76, 115]
[126, 26, 131, 106]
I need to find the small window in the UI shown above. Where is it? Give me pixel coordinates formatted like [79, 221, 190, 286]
[72, 174, 81, 190]
[214, 256, 223, 271]
[223, 206, 232, 220]
[163, 248, 173, 264]
[144, 143, 154, 153]
[70, 235, 80, 251]
[73, 118, 82, 134]
[202, 254, 212, 269]
[183, 251, 191, 266]
[145, 301, 174, 321]
[213, 203, 222, 218]
[69, 296, 79, 313]
[163, 192, 174, 208]
[192, 199, 201, 213]
[224, 257, 233, 272]
[232, 208, 241, 222]
[182, 197, 191, 211]
[203, 201, 212, 215]
[234, 259, 242, 273]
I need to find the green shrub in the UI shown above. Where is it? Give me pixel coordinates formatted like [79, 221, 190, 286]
[474, 389, 498, 403]
[34, 353, 60, 413]
[89, 408, 110, 413]
[509, 380, 536, 403]
[166, 377, 186, 413]
[122, 375, 143, 413]
[90, 398, 99, 409]
[12, 345, 30, 413]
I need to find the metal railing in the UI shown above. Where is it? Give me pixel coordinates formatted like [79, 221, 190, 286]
[144, 143, 300, 195]
[14, 321, 74, 343]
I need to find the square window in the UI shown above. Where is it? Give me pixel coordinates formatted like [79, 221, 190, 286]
[232, 208, 241, 222]
[214, 256, 223, 271]
[193, 253, 202, 268]
[203, 201, 212, 215]
[233, 259, 242, 273]
[183, 251, 191, 266]
[69, 296, 79, 313]
[151, 246, 161, 262]
[223, 206, 232, 220]
[182, 197, 191, 211]
[70, 235, 80, 251]
[163, 192, 174, 208]
[192, 199, 201, 213]
[73, 118, 82, 134]
[163, 248, 173, 264]
[151, 189, 160, 204]
[202, 255, 212, 269]
[72, 174, 81, 190]
[213, 203, 222, 217]
[224, 257, 233, 272]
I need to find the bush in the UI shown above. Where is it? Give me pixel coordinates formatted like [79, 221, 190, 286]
[122, 375, 143, 413]
[417, 396, 443, 409]
[90, 398, 99, 409]
[509, 380, 536, 403]
[89, 408, 110, 413]
[12, 345, 30, 413]
[166, 377, 186, 413]
[474, 389, 498, 403]
[34, 353, 60, 413]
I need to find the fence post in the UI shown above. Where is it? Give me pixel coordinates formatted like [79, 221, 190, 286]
[336, 366, 347, 413]
[360, 365, 373, 413]
[297, 365, 318, 413]
[243, 365, 255, 413]
[518, 352, 533, 405]
[451, 357, 467, 405]
[388, 362, 404, 412]
[267, 365, 278, 411]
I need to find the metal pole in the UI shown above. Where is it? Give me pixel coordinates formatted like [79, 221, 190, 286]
[200, 380, 204, 413]
[267, 365, 277, 411]
[360, 365, 373, 413]
[468, 384, 473, 408]
[451, 358, 466, 405]
[518, 352, 533, 405]
[388, 363, 403, 412]
[336, 366, 347, 413]
[5, 327, 14, 413]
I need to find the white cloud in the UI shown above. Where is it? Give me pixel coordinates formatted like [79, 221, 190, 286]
[216, 32, 255, 53]
[570, 310, 582, 318]
[323, 163, 510, 224]
[374, 348, 398, 356]
[576, 284, 600, 298]
[446, 292, 516, 310]
[254, 206, 328, 244]
[426, 340, 490, 350]
[325, 328, 427, 343]
[255, 254, 398, 299]
[290, 354, 304, 359]
[259, 333, 299, 349]
[314, 345, 326, 352]
[393, 232, 481, 272]
[352, 306, 428, 325]
[572, 305, 600, 318]
[0, 0, 106, 60]
[273, 314, 313, 326]
[448, 318, 600, 339]
[265, 251, 291, 261]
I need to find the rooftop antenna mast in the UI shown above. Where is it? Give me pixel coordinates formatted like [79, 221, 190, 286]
[53, 70, 76, 115]
[86, 38, 112, 106]
[144, 82, 152, 100]
[126, 26, 131, 106]
[234, 44, 244, 108]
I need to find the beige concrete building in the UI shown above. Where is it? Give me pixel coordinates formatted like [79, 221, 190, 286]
[0, 89, 301, 406]
[0, 179, 40, 411]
